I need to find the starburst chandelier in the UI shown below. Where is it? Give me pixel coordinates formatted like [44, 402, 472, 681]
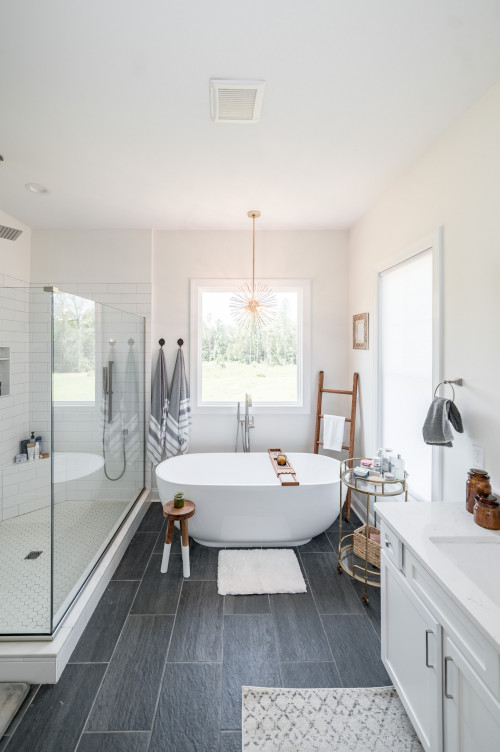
[230, 210, 277, 328]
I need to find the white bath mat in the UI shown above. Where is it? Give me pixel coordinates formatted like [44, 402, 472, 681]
[242, 685, 423, 751]
[217, 549, 306, 595]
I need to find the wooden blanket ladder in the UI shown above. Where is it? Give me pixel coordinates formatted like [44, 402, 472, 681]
[313, 370, 359, 521]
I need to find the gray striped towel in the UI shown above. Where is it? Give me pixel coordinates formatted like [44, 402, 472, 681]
[147, 347, 169, 464]
[165, 346, 191, 458]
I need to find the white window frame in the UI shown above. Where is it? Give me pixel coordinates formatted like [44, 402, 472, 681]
[373, 229, 443, 502]
[190, 278, 311, 414]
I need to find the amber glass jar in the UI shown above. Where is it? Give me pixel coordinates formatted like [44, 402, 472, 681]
[466, 469, 491, 513]
[473, 493, 500, 530]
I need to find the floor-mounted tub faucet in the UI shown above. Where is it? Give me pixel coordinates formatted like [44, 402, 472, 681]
[235, 393, 254, 452]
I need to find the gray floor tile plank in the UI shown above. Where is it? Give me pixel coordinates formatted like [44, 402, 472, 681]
[86, 614, 174, 731]
[297, 532, 334, 553]
[300, 553, 365, 614]
[326, 511, 361, 534]
[149, 663, 221, 752]
[269, 591, 331, 662]
[279, 661, 342, 688]
[76, 732, 150, 752]
[130, 554, 183, 614]
[221, 731, 242, 752]
[6, 664, 106, 752]
[222, 614, 280, 729]
[351, 579, 382, 638]
[112, 533, 157, 580]
[326, 532, 339, 551]
[137, 502, 164, 533]
[224, 594, 270, 614]
[70, 580, 138, 662]
[168, 581, 223, 662]
[1, 684, 39, 738]
[187, 540, 219, 580]
[321, 614, 391, 687]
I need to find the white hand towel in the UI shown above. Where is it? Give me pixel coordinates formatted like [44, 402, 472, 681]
[322, 414, 345, 452]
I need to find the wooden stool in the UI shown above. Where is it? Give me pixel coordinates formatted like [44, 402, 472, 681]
[161, 500, 195, 578]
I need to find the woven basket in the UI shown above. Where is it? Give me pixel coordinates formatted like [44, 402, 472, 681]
[353, 525, 381, 569]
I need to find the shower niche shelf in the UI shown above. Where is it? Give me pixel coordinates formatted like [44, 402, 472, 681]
[0, 346, 10, 397]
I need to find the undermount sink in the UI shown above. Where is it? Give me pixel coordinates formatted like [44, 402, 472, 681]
[429, 536, 500, 609]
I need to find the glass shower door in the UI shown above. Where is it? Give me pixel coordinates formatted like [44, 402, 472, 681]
[51, 292, 145, 629]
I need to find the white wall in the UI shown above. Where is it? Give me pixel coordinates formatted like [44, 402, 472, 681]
[31, 229, 153, 493]
[30, 230, 152, 283]
[0, 210, 31, 286]
[153, 229, 350, 455]
[348, 79, 500, 500]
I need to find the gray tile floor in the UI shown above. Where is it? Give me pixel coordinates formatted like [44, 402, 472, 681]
[1, 503, 389, 752]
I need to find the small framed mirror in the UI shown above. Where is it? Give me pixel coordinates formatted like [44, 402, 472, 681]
[353, 312, 369, 350]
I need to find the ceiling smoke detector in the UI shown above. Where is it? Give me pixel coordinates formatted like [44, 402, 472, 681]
[210, 79, 266, 123]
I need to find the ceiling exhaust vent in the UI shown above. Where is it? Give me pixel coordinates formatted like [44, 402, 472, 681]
[0, 225, 23, 241]
[210, 79, 266, 123]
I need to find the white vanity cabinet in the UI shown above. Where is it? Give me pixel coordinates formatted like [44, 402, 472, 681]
[442, 633, 500, 752]
[380, 520, 500, 752]
[381, 533, 442, 752]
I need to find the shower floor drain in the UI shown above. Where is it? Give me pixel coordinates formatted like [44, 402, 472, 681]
[24, 550, 43, 560]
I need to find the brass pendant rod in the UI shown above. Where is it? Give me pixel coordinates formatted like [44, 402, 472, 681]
[252, 213, 255, 297]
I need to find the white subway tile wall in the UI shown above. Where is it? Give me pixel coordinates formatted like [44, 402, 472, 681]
[0, 274, 31, 522]
[0, 280, 151, 523]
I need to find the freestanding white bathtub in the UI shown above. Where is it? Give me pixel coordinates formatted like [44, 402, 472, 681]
[155, 452, 345, 547]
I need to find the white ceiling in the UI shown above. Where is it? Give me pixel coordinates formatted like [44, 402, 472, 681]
[1, 0, 500, 230]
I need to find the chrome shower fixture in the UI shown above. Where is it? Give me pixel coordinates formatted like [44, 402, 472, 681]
[235, 393, 254, 452]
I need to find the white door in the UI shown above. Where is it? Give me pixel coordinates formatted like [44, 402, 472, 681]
[378, 236, 441, 501]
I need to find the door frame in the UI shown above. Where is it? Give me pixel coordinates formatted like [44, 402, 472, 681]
[372, 228, 443, 501]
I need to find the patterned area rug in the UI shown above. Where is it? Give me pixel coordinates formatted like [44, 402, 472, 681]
[218, 549, 306, 595]
[242, 686, 423, 751]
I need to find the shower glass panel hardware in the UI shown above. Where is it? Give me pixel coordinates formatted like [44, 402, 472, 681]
[0, 287, 145, 637]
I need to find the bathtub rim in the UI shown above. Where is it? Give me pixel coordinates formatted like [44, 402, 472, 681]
[155, 451, 342, 488]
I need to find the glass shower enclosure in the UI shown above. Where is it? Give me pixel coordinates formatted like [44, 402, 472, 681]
[0, 287, 145, 636]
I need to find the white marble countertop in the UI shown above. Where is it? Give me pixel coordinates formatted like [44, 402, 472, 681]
[376, 501, 500, 651]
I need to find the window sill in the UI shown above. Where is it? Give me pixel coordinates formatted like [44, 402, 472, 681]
[192, 402, 309, 416]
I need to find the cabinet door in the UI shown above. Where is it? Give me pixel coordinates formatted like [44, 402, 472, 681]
[381, 555, 442, 752]
[443, 633, 500, 752]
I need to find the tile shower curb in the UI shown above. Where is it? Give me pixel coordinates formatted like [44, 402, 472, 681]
[0, 491, 149, 684]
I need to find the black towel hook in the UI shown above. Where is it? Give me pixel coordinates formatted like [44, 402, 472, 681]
[177, 338, 184, 347]
[159, 338, 165, 347]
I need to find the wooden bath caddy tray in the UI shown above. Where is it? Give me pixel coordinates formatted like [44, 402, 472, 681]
[268, 448, 299, 486]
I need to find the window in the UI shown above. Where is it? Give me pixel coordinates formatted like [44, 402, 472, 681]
[190, 279, 310, 412]
[53, 292, 96, 404]
[377, 233, 442, 501]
